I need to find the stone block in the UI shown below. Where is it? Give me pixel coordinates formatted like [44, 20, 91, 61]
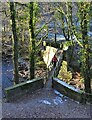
[52, 78, 83, 102]
[5, 78, 44, 102]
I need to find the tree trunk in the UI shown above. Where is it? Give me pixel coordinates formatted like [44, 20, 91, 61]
[29, 2, 35, 79]
[81, 4, 91, 93]
[55, 33, 56, 43]
[65, 2, 73, 70]
[10, 2, 19, 84]
[22, 28, 24, 46]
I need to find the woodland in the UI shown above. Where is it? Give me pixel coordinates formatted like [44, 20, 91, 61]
[1, 2, 92, 96]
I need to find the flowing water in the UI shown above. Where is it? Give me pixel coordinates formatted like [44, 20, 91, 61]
[2, 58, 13, 97]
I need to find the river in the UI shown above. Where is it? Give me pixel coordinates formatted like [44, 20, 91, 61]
[2, 58, 13, 97]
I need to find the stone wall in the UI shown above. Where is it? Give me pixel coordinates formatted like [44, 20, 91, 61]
[52, 78, 92, 104]
[5, 78, 44, 102]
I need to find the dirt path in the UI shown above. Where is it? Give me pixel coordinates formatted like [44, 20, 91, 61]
[2, 87, 91, 118]
[2, 69, 91, 118]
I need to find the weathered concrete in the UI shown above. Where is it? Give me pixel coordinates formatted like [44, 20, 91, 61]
[52, 78, 92, 104]
[5, 78, 44, 102]
[52, 78, 83, 103]
[84, 92, 92, 104]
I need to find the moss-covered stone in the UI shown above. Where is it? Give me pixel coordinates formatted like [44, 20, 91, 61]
[52, 78, 83, 102]
[5, 78, 44, 102]
[52, 77, 92, 104]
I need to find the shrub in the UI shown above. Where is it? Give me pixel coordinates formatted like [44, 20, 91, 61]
[58, 61, 72, 83]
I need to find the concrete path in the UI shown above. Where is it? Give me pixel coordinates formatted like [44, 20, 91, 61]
[2, 68, 91, 118]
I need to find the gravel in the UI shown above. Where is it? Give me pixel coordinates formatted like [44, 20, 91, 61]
[2, 60, 92, 119]
[2, 83, 91, 118]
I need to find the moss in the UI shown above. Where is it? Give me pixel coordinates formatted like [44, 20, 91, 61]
[5, 78, 44, 102]
[58, 61, 72, 83]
